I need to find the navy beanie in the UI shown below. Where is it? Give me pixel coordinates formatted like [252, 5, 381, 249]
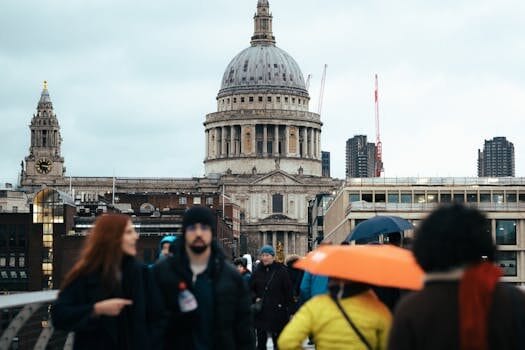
[259, 245, 275, 256]
[182, 206, 216, 234]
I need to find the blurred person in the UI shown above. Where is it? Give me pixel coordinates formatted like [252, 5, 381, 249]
[250, 245, 293, 350]
[285, 254, 304, 315]
[388, 204, 525, 350]
[51, 214, 149, 350]
[278, 278, 392, 350]
[235, 257, 252, 283]
[157, 235, 176, 262]
[372, 232, 403, 311]
[154, 206, 255, 349]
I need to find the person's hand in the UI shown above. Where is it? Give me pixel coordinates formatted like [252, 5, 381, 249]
[93, 298, 132, 316]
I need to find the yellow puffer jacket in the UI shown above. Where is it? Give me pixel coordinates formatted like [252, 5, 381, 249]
[278, 291, 392, 350]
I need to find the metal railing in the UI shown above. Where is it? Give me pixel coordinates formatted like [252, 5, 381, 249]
[0, 290, 72, 350]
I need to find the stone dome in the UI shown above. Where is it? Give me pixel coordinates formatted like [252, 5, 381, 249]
[218, 45, 308, 98]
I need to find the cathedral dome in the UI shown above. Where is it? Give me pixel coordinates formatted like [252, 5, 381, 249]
[218, 45, 307, 98]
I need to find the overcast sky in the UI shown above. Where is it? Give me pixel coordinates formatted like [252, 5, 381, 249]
[1, 0, 524, 185]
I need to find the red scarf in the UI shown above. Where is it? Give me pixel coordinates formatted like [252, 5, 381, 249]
[459, 262, 502, 350]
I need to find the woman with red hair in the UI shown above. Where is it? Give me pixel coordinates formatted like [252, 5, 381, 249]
[52, 214, 149, 350]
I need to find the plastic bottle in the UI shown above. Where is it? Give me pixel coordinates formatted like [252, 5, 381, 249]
[178, 281, 198, 312]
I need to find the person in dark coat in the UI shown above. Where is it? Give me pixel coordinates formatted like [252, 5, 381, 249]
[388, 204, 525, 350]
[234, 257, 252, 283]
[250, 245, 293, 350]
[51, 214, 149, 350]
[284, 254, 303, 315]
[153, 206, 255, 350]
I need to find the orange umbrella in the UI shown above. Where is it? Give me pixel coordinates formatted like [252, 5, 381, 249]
[294, 245, 424, 290]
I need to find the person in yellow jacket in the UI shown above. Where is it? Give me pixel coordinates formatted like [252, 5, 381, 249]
[278, 279, 392, 350]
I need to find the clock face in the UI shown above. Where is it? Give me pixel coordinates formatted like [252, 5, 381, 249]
[35, 158, 53, 174]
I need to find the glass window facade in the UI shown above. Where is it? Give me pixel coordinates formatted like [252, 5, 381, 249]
[33, 188, 69, 289]
[453, 193, 464, 203]
[493, 193, 504, 204]
[400, 193, 411, 203]
[374, 193, 386, 203]
[466, 193, 477, 203]
[440, 193, 452, 203]
[387, 193, 399, 203]
[495, 251, 517, 276]
[496, 220, 517, 245]
[480, 193, 491, 202]
[349, 193, 360, 202]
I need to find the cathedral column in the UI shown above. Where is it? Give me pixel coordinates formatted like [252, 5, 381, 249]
[272, 231, 277, 248]
[302, 127, 308, 158]
[285, 125, 290, 157]
[274, 125, 279, 156]
[263, 125, 268, 156]
[216, 128, 221, 158]
[295, 127, 300, 157]
[262, 231, 267, 246]
[313, 129, 318, 159]
[309, 128, 314, 158]
[240, 125, 245, 155]
[205, 130, 209, 159]
[230, 126, 235, 156]
[284, 231, 289, 255]
[317, 129, 321, 159]
[251, 125, 256, 155]
[221, 127, 227, 157]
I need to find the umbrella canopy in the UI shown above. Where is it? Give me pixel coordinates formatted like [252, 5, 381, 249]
[294, 245, 424, 290]
[347, 215, 414, 242]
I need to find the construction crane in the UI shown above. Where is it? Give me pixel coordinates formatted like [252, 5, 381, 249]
[305, 74, 312, 90]
[374, 73, 384, 177]
[317, 64, 327, 115]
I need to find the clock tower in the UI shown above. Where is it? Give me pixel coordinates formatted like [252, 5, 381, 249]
[21, 81, 65, 186]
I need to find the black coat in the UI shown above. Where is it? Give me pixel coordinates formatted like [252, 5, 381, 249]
[388, 282, 525, 350]
[153, 240, 255, 350]
[51, 256, 149, 350]
[250, 262, 293, 332]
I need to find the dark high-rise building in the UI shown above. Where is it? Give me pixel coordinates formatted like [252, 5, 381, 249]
[321, 151, 330, 177]
[346, 135, 376, 178]
[478, 137, 515, 177]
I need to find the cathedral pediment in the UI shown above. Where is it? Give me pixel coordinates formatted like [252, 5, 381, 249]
[250, 170, 303, 186]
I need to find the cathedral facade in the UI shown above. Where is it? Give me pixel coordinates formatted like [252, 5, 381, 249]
[20, 0, 341, 256]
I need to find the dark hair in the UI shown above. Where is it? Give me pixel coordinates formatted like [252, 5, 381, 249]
[413, 204, 495, 272]
[234, 257, 247, 268]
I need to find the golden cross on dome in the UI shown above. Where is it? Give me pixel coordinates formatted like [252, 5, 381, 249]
[43, 80, 48, 89]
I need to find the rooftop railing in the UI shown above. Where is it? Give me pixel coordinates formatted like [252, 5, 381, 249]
[346, 201, 525, 213]
[346, 177, 525, 186]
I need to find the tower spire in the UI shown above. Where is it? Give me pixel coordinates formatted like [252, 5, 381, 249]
[250, 0, 276, 46]
[38, 80, 52, 107]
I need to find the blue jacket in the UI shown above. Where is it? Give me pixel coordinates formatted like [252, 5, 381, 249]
[158, 235, 177, 259]
[299, 272, 329, 303]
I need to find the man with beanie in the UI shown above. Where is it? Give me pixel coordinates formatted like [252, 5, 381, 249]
[250, 245, 293, 350]
[153, 206, 255, 349]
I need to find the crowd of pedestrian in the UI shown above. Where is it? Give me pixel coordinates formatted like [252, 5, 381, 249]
[51, 204, 525, 350]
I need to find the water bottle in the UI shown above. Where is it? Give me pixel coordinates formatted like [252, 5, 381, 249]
[178, 281, 198, 312]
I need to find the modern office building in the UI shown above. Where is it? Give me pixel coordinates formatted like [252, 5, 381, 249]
[345, 135, 376, 178]
[478, 137, 515, 177]
[323, 177, 525, 284]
